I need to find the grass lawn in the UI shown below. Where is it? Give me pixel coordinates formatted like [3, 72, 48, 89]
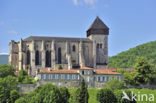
[68, 88, 156, 103]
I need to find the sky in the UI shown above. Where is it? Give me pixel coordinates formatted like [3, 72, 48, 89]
[0, 0, 156, 56]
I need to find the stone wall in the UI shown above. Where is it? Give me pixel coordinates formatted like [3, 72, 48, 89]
[18, 79, 110, 93]
[18, 80, 81, 93]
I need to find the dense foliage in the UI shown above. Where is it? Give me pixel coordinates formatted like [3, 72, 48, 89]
[97, 88, 117, 103]
[109, 41, 156, 68]
[75, 79, 89, 103]
[114, 90, 137, 103]
[0, 64, 15, 78]
[0, 76, 18, 103]
[105, 79, 125, 91]
[17, 70, 34, 84]
[15, 83, 70, 103]
[58, 64, 63, 69]
[60, 87, 70, 103]
[124, 57, 156, 85]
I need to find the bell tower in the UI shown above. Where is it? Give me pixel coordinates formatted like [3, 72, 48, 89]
[87, 16, 109, 68]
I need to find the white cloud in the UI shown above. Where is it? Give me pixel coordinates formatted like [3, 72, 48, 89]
[0, 53, 9, 55]
[73, 0, 78, 5]
[8, 30, 17, 35]
[72, 0, 98, 7]
[84, 0, 98, 5]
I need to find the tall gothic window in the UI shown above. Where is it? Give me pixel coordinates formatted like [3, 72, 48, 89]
[35, 50, 40, 65]
[58, 47, 62, 64]
[100, 44, 102, 48]
[26, 50, 30, 65]
[72, 45, 76, 52]
[46, 51, 51, 67]
[97, 43, 100, 49]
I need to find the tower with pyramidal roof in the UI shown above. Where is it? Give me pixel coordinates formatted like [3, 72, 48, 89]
[87, 16, 109, 68]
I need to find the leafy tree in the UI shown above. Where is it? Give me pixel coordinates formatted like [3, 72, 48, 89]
[106, 79, 125, 91]
[18, 70, 34, 84]
[18, 70, 27, 83]
[75, 79, 89, 103]
[97, 88, 117, 103]
[38, 83, 61, 103]
[10, 89, 20, 103]
[134, 57, 155, 84]
[23, 83, 62, 103]
[60, 87, 70, 103]
[15, 97, 27, 103]
[0, 76, 18, 103]
[114, 90, 136, 103]
[0, 64, 15, 78]
[124, 72, 138, 85]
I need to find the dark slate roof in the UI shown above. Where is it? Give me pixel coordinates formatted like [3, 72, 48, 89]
[87, 16, 109, 31]
[23, 36, 92, 42]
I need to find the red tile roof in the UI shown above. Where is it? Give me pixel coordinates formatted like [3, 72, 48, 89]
[39, 69, 78, 74]
[95, 69, 121, 75]
[80, 67, 93, 70]
[39, 67, 121, 75]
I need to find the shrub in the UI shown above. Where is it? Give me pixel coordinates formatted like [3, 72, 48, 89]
[0, 64, 15, 78]
[58, 65, 63, 70]
[97, 88, 117, 103]
[114, 90, 137, 103]
[18, 70, 34, 84]
[60, 87, 70, 103]
[0, 76, 18, 103]
[15, 97, 27, 103]
[10, 89, 20, 103]
[106, 79, 125, 91]
[75, 79, 89, 103]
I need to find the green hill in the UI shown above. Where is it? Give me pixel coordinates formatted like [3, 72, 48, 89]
[108, 41, 156, 68]
[0, 55, 9, 65]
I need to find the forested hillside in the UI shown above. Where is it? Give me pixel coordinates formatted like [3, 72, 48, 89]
[0, 55, 8, 64]
[108, 41, 156, 68]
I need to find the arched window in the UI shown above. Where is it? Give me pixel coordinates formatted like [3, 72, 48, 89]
[46, 51, 51, 67]
[72, 45, 76, 52]
[35, 50, 40, 65]
[97, 43, 100, 49]
[100, 44, 102, 48]
[58, 47, 62, 64]
[26, 50, 30, 65]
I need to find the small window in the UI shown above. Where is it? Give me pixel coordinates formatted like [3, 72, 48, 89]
[106, 76, 109, 81]
[72, 45, 76, 52]
[82, 71, 84, 75]
[100, 44, 102, 48]
[102, 77, 105, 81]
[65, 74, 68, 80]
[75, 75, 78, 80]
[52, 74, 55, 79]
[94, 77, 96, 81]
[41, 74, 44, 80]
[69, 74, 72, 80]
[98, 76, 100, 81]
[46, 74, 49, 79]
[97, 43, 100, 48]
[58, 74, 61, 80]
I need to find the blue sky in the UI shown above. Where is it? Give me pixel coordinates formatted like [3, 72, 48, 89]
[0, 0, 156, 56]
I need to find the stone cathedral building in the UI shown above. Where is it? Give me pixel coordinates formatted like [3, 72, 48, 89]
[9, 17, 109, 76]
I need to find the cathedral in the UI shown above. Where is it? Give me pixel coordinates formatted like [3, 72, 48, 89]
[9, 16, 109, 76]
